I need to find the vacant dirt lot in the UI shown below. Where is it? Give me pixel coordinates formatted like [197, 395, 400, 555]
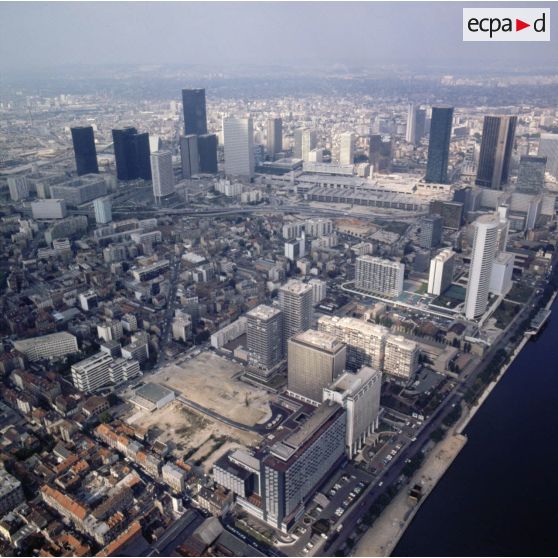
[152, 351, 272, 427]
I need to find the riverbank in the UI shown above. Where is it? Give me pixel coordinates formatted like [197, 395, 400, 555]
[354, 434, 467, 557]
[354, 287, 558, 557]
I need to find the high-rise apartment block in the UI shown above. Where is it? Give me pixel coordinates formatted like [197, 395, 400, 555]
[475, 115, 517, 189]
[428, 248, 455, 296]
[339, 132, 355, 165]
[93, 197, 112, 224]
[425, 107, 453, 184]
[464, 214, 500, 319]
[71, 352, 140, 392]
[419, 214, 443, 248]
[151, 150, 175, 199]
[287, 329, 346, 404]
[7, 176, 29, 201]
[278, 280, 313, 348]
[179, 135, 199, 178]
[182, 88, 207, 135]
[246, 305, 284, 376]
[406, 104, 426, 145]
[267, 117, 283, 158]
[383, 336, 420, 379]
[223, 116, 255, 179]
[323, 366, 382, 458]
[71, 126, 99, 175]
[355, 256, 405, 298]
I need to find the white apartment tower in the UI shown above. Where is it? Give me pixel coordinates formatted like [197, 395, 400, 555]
[151, 150, 175, 199]
[223, 116, 255, 179]
[427, 249, 455, 296]
[355, 256, 405, 298]
[339, 132, 355, 165]
[93, 197, 112, 224]
[278, 279, 313, 348]
[464, 214, 500, 320]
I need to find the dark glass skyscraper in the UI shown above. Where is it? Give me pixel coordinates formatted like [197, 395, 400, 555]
[475, 116, 517, 189]
[182, 88, 207, 136]
[425, 107, 453, 183]
[198, 134, 218, 173]
[112, 127, 151, 181]
[71, 126, 99, 176]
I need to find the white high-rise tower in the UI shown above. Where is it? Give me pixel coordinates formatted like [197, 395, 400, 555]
[464, 214, 499, 320]
[223, 116, 255, 179]
[339, 132, 355, 165]
[406, 104, 417, 144]
[151, 151, 174, 200]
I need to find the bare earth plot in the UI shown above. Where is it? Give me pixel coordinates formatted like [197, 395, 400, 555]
[152, 351, 273, 427]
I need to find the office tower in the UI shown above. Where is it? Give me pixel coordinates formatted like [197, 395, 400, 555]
[429, 200, 464, 230]
[419, 214, 443, 248]
[93, 197, 112, 224]
[112, 127, 151, 180]
[151, 151, 174, 199]
[464, 214, 500, 320]
[538, 133, 558, 179]
[516, 155, 547, 194]
[489, 252, 515, 296]
[425, 107, 454, 183]
[475, 115, 517, 189]
[339, 132, 355, 164]
[323, 366, 382, 458]
[261, 403, 346, 531]
[267, 117, 282, 158]
[179, 135, 199, 178]
[71, 126, 99, 175]
[383, 336, 420, 379]
[182, 88, 207, 135]
[198, 134, 218, 173]
[416, 108, 426, 142]
[223, 116, 255, 179]
[7, 176, 29, 201]
[49, 175, 107, 207]
[287, 330, 346, 404]
[278, 279, 313, 348]
[405, 103, 421, 145]
[318, 315, 386, 371]
[246, 305, 284, 375]
[13, 331, 78, 362]
[301, 129, 317, 162]
[355, 256, 405, 298]
[427, 248, 455, 296]
[368, 134, 391, 172]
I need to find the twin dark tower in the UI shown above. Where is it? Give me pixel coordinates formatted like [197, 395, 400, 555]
[180, 88, 218, 176]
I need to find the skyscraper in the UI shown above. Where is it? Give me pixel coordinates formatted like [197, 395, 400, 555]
[179, 135, 199, 178]
[538, 133, 558, 179]
[93, 197, 112, 224]
[278, 279, 313, 349]
[427, 248, 455, 296]
[150, 151, 174, 199]
[198, 134, 218, 173]
[516, 155, 547, 194]
[339, 132, 355, 165]
[223, 116, 255, 179]
[405, 104, 417, 144]
[475, 115, 517, 189]
[287, 329, 346, 404]
[112, 127, 151, 181]
[267, 117, 283, 158]
[246, 305, 284, 376]
[182, 88, 207, 136]
[425, 107, 453, 184]
[419, 214, 443, 249]
[71, 126, 99, 176]
[464, 214, 500, 320]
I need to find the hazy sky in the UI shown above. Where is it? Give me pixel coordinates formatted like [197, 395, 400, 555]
[1, 1, 557, 72]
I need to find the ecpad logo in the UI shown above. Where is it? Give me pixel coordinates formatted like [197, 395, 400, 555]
[463, 8, 550, 41]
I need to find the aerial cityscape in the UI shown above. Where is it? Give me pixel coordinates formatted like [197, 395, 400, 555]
[1, 1, 558, 557]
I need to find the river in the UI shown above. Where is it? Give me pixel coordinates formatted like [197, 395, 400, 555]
[393, 295, 558, 557]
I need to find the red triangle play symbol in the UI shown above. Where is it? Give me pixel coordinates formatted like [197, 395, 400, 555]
[516, 18, 530, 31]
